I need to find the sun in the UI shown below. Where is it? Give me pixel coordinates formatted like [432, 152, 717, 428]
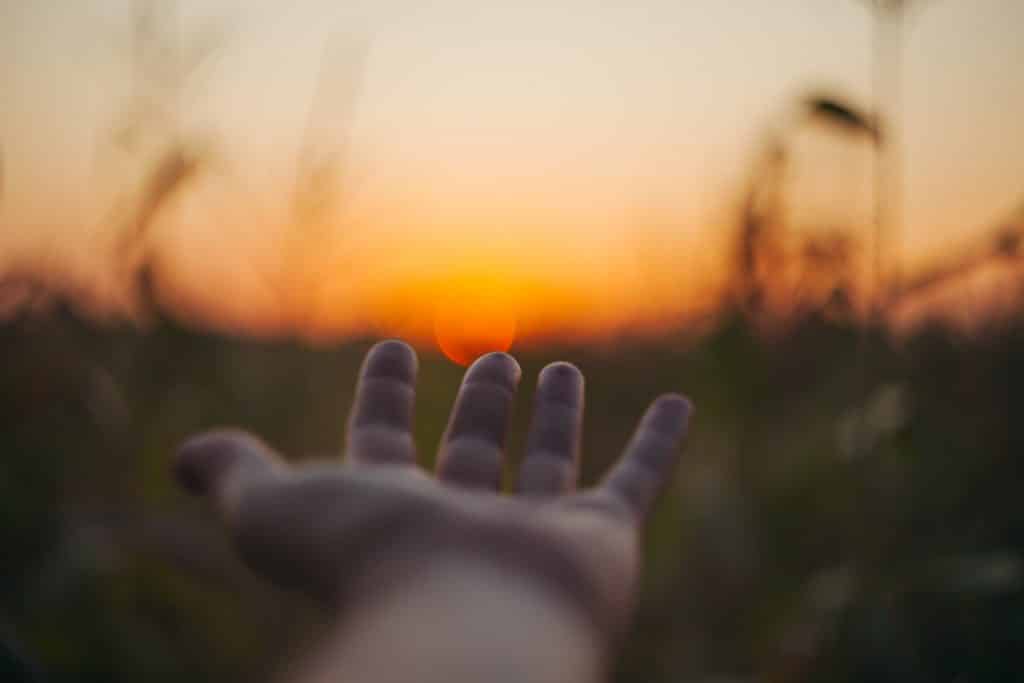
[433, 292, 517, 366]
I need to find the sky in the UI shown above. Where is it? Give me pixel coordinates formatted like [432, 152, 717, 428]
[1, 0, 1022, 348]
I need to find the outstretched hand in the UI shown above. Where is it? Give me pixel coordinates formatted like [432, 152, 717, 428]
[175, 340, 691, 639]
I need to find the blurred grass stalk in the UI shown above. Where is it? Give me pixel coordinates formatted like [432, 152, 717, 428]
[282, 31, 367, 339]
[734, 91, 877, 323]
[117, 0, 226, 321]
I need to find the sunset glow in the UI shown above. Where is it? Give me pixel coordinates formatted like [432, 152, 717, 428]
[433, 279, 517, 365]
[1, 1, 1022, 348]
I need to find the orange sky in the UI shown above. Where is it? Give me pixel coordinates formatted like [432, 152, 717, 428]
[1, 0, 1022, 352]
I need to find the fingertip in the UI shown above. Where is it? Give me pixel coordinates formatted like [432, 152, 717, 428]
[176, 429, 226, 495]
[540, 360, 581, 377]
[644, 393, 693, 437]
[363, 339, 419, 383]
[465, 351, 521, 389]
[538, 361, 584, 400]
[174, 428, 276, 497]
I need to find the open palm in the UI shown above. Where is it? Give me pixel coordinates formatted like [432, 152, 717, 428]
[175, 340, 691, 637]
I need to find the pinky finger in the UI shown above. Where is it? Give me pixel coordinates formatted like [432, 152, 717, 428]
[600, 394, 692, 520]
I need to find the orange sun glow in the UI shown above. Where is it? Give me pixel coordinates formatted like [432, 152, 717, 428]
[433, 290, 517, 366]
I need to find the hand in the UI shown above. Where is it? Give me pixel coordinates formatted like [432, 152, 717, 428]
[174, 340, 692, 639]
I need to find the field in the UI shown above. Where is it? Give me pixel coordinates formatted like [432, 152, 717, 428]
[2, 300, 1021, 681]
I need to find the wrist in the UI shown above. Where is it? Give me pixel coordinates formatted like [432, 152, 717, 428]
[335, 512, 618, 644]
[297, 558, 605, 683]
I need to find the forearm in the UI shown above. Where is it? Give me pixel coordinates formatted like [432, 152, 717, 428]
[284, 557, 606, 683]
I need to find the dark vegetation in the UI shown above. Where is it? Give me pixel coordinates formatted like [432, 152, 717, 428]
[2, 283, 1022, 682]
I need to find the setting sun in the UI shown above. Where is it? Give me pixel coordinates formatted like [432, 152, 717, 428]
[433, 289, 517, 366]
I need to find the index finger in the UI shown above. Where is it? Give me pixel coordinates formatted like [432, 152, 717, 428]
[599, 394, 692, 520]
[346, 340, 419, 466]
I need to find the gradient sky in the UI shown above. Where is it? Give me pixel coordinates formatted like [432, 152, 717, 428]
[1, 0, 1022, 343]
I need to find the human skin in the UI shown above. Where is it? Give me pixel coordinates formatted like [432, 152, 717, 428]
[175, 340, 692, 683]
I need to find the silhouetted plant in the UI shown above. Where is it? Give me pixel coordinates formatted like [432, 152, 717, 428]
[280, 33, 366, 337]
[733, 91, 877, 325]
[105, 0, 225, 322]
[854, 0, 940, 311]
[892, 199, 1024, 303]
